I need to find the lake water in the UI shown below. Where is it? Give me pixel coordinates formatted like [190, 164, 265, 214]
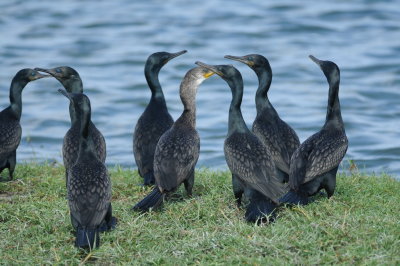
[0, 0, 399, 177]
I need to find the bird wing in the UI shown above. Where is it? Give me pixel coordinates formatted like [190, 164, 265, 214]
[62, 128, 79, 170]
[278, 119, 300, 160]
[0, 116, 21, 158]
[288, 136, 314, 190]
[68, 163, 111, 227]
[304, 132, 348, 181]
[224, 132, 288, 203]
[154, 127, 200, 192]
[133, 111, 173, 176]
[90, 122, 107, 163]
[289, 130, 348, 190]
[252, 121, 290, 173]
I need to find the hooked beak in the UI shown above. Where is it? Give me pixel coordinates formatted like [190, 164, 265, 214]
[168, 50, 187, 60]
[58, 88, 73, 102]
[309, 55, 323, 67]
[35, 67, 61, 78]
[33, 72, 51, 80]
[195, 61, 224, 77]
[224, 55, 254, 67]
[163, 50, 188, 65]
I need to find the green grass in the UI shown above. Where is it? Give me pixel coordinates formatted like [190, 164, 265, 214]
[0, 164, 399, 265]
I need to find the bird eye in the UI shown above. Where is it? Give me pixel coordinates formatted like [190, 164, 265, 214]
[56, 68, 62, 73]
[31, 72, 36, 76]
[248, 57, 253, 61]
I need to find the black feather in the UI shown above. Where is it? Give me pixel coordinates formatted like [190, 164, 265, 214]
[75, 227, 99, 249]
[132, 187, 165, 212]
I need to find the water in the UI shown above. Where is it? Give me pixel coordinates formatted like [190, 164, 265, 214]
[0, 0, 399, 177]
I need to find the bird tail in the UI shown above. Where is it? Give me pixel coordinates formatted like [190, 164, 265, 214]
[245, 190, 277, 224]
[143, 172, 155, 186]
[132, 187, 165, 212]
[75, 227, 100, 249]
[279, 190, 309, 205]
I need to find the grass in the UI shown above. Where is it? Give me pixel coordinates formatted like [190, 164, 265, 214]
[0, 164, 399, 265]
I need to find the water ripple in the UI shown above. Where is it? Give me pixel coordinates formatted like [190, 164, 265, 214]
[0, 0, 398, 177]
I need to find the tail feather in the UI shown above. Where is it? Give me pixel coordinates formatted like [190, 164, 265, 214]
[279, 190, 309, 205]
[245, 190, 277, 224]
[143, 172, 155, 186]
[132, 187, 165, 212]
[75, 227, 100, 249]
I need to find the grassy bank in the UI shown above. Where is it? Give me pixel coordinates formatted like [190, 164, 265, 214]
[0, 164, 399, 265]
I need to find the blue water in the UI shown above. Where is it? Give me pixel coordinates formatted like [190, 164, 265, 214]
[0, 0, 399, 177]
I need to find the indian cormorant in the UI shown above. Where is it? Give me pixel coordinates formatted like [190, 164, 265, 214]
[196, 62, 288, 223]
[132, 66, 214, 212]
[58, 89, 116, 249]
[133, 50, 187, 186]
[0, 69, 49, 181]
[280, 55, 348, 205]
[225, 54, 300, 183]
[35, 66, 106, 187]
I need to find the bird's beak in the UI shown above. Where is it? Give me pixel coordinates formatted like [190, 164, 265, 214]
[33, 73, 51, 80]
[35, 67, 60, 78]
[195, 61, 224, 77]
[224, 55, 254, 67]
[309, 55, 323, 68]
[168, 50, 187, 61]
[58, 88, 73, 102]
[164, 50, 187, 65]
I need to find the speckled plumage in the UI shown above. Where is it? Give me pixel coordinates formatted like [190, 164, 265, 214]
[133, 51, 186, 186]
[62, 122, 106, 186]
[59, 90, 115, 249]
[0, 109, 20, 180]
[197, 62, 288, 223]
[225, 54, 300, 182]
[35, 66, 106, 186]
[224, 132, 288, 203]
[133, 66, 212, 212]
[252, 109, 300, 178]
[68, 153, 111, 228]
[281, 56, 348, 204]
[0, 69, 48, 181]
[133, 100, 173, 185]
[154, 119, 199, 193]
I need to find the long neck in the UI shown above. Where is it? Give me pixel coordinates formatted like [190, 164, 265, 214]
[176, 77, 199, 128]
[69, 106, 79, 128]
[255, 68, 273, 113]
[145, 65, 166, 102]
[9, 78, 27, 120]
[67, 79, 83, 93]
[325, 79, 343, 128]
[65, 80, 83, 121]
[78, 109, 93, 158]
[228, 80, 249, 135]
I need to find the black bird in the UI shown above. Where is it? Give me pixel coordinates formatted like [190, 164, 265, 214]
[133, 50, 187, 186]
[0, 69, 49, 181]
[58, 89, 116, 249]
[225, 54, 300, 183]
[196, 62, 288, 223]
[35, 66, 106, 187]
[280, 55, 348, 205]
[132, 66, 214, 212]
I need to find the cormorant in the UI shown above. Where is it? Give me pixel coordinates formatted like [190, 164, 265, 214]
[132, 66, 214, 212]
[58, 89, 116, 249]
[0, 69, 49, 181]
[133, 50, 187, 186]
[196, 62, 288, 223]
[280, 55, 348, 205]
[225, 54, 300, 183]
[35, 66, 106, 187]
